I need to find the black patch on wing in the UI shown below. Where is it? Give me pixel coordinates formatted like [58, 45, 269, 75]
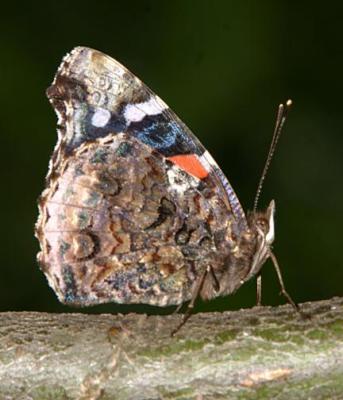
[128, 113, 201, 157]
[65, 106, 127, 155]
[48, 73, 204, 158]
[83, 108, 126, 138]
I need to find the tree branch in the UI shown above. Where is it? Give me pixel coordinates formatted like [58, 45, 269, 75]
[1, 297, 343, 399]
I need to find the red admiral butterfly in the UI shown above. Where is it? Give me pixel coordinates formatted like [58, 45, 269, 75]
[35, 47, 300, 334]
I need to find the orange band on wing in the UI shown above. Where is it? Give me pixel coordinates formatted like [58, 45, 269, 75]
[168, 154, 209, 179]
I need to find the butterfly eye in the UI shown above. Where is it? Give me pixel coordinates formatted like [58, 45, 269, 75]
[256, 218, 269, 233]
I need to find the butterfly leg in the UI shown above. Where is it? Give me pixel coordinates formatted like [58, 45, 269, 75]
[173, 303, 183, 315]
[269, 251, 302, 314]
[256, 274, 262, 306]
[171, 266, 209, 336]
[209, 265, 220, 292]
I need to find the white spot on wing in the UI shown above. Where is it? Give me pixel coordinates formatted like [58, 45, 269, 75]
[124, 96, 167, 123]
[92, 108, 111, 127]
[123, 104, 146, 122]
[167, 166, 198, 194]
[138, 96, 165, 115]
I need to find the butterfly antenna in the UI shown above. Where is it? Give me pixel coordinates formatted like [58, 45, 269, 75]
[253, 99, 292, 212]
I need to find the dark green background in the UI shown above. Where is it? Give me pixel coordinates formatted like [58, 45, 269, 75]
[2, 1, 343, 315]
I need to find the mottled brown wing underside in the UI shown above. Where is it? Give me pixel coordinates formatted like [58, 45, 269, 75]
[37, 134, 241, 306]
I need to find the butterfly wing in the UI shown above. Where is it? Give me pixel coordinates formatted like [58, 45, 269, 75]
[46, 47, 247, 224]
[36, 47, 249, 306]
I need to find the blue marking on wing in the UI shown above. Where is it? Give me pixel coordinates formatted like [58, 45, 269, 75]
[135, 120, 177, 150]
[128, 113, 200, 157]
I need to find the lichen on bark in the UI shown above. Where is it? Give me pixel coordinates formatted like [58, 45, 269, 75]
[0, 297, 343, 399]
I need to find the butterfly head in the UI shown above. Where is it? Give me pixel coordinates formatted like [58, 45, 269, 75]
[246, 200, 275, 278]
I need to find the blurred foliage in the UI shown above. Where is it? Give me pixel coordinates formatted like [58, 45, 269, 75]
[1, 1, 343, 315]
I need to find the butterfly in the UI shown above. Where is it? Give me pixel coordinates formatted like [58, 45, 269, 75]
[35, 47, 300, 334]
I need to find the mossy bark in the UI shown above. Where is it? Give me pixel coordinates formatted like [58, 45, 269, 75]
[1, 297, 343, 399]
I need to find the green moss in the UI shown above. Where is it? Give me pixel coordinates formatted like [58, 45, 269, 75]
[328, 319, 343, 336]
[29, 385, 69, 400]
[0, 351, 14, 365]
[243, 384, 281, 399]
[253, 328, 288, 342]
[226, 370, 343, 399]
[288, 334, 306, 346]
[306, 328, 329, 341]
[229, 344, 257, 361]
[289, 370, 343, 395]
[138, 338, 209, 358]
[214, 329, 239, 344]
[156, 386, 195, 399]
